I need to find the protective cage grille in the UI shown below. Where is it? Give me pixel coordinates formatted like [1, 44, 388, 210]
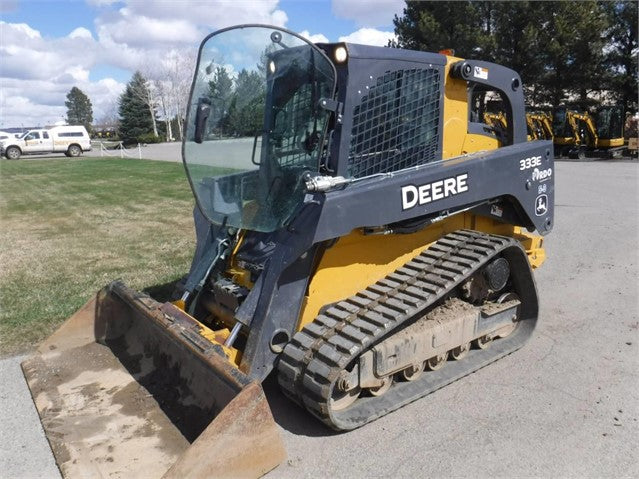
[348, 68, 441, 178]
[274, 83, 314, 167]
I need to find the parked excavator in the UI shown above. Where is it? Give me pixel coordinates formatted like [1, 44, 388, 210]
[553, 104, 625, 158]
[22, 25, 554, 478]
[525, 113, 538, 141]
[595, 105, 625, 151]
[552, 105, 595, 158]
[526, 112, 554, 141]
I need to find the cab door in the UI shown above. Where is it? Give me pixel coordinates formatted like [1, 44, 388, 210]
[41, 131, 54, 150]
[22, 131, 43, 153]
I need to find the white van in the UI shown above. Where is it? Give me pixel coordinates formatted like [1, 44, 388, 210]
[0, 126, 92, 159]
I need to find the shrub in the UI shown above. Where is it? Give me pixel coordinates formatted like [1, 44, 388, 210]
[137, 133, 163, 144]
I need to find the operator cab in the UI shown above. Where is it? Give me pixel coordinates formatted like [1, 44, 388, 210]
[184, 26, 336, 233]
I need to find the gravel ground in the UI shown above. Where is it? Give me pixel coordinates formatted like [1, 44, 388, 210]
[1, 159, 637, 478]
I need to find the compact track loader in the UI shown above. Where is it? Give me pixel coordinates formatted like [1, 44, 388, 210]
[23, 25, 554, 478]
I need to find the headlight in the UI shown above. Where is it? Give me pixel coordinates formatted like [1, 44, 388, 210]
[333, 45, 348, 63]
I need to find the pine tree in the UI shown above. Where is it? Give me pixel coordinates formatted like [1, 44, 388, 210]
[118, 72, 156, 145]
[602, 0, 638, 112]
[208, 66, 234, 134]
[537, 1, 609, 107]
[230, 69, 264, 136]
[392, 1, 616, 108]
[490, 2, 545, 104]
[65, 87, 93, 132]
[392, 1, 493, 59]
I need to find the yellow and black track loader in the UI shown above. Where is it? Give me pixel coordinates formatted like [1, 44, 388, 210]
[22, 24, 554, 478]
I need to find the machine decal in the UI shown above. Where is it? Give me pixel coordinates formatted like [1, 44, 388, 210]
[490, 204, 503, 217]
[473, 66, 488, 80]
[535, 194, 548, 216]
[532, 167, 552, 182]
[538, 183, 547, 195]
[519, 155, 542, 170]
[401, 173, 469, 211]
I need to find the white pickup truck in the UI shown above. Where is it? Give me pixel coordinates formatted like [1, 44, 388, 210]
[0, 126, 92, 159]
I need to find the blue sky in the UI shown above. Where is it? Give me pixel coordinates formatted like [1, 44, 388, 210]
[0, 0, 404, 128]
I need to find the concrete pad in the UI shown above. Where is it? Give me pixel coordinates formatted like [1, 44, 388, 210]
[264, 160, 639, 478]
[0, 355, 61, 479]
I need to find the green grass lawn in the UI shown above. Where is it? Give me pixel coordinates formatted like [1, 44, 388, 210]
[0, 157, 198, 356]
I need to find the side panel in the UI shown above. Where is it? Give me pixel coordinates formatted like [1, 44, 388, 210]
[311, 141, 555, 242]
[300, 218, 465, 329]
[441, 58, 469, 158]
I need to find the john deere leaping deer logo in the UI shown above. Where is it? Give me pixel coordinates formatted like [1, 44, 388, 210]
[535, 194, 548, 216]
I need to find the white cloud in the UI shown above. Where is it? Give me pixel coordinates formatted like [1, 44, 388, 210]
[119, 0, 287, 32]
[0, 22, 100, 81]
[0, 1, 328, 129]
[69, 27, 94, 40]
[65, 66, 91, 82]
[84, 77, 126, 120]
[91, 1, 290, 74]
[0, 20, 124, 126]
[0, 76, 125, 127]
[299, 30, 329, 44]
[95, 8, 203, 49]
[2, 21, 41, 39]
[332, 0, 403, 27]
[0, 94, 66, 128]
[339, 28, 396, 47]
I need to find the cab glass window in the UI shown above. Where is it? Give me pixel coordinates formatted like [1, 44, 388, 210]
[469, 86, 510, 145]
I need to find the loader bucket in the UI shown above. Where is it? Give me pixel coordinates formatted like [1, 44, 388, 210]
[21, 281, 286, 478]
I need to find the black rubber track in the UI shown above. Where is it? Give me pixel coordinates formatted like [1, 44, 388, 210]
[277, 229, 539, 431]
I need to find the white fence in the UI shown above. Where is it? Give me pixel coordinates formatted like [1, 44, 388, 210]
[93, 141, 142, 159]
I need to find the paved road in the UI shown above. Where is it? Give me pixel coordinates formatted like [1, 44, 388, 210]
[20, 139, 255, 167]
[17, 141, 181, 162]
[1, 160, 637, 478]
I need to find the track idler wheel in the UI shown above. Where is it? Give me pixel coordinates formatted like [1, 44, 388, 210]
[474, 335, 493, 349]
[450, 342, 471, 360]
[426, 352, 448, 370]
[401, 362, 425, 381]
[368, 376, 393, 397]
[495, 292, 520, 338]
